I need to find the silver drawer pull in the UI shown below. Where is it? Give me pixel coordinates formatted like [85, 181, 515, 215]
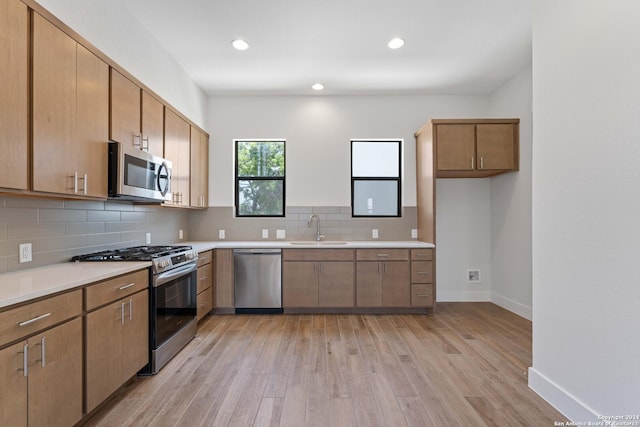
[415, 253, 430, 257]
[39, 337, 46, 367]
[417, 271, 430, 274]
[416, 294, 430, 297]
[376, 253, 389, 257]
[19, 312, 51, 327]
[119, 283, 136, 290]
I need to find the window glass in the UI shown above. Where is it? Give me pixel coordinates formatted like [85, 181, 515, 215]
[351, 140, 401, 217]
[235, 140, 285, 217]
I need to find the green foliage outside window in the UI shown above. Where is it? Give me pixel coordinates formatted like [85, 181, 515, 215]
[235, 140, 285, 216]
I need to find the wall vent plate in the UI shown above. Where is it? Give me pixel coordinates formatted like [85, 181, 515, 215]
[467, 269, 481, 283]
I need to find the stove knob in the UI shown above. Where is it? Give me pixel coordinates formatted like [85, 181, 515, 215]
[158, 260, 169, 269]
[187, 252, 196, 260]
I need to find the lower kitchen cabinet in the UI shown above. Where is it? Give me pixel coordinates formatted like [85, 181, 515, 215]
[85, 271, 149, 413]
[0, 290, 83, 427]
[283, 249, 355, 308]
[197, 250, 214, 320]
[356, 249, 410, 307]
[215, 249, 234, 309]
[410, 249, 435, 308]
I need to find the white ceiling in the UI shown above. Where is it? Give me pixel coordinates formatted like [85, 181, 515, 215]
[122, 0, 532, 96]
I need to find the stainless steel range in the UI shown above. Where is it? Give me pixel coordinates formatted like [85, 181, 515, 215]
[72, 245, 198, 374]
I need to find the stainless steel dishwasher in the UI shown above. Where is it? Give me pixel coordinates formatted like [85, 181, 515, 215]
[233, 248, 283, 314]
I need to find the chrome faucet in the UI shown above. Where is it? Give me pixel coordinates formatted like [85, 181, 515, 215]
[307, 214, 324, 241]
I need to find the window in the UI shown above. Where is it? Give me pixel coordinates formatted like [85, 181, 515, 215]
[351, 139, 401, 217]
[235, 140, 286, 217]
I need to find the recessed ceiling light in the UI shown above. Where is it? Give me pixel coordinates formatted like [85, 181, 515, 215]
[312, 83, 324, 91]
[232, 39, 249, 51]
[388, 37, 405, 49]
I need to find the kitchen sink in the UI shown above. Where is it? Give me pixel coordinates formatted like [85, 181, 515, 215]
[289, 241, 348, 245]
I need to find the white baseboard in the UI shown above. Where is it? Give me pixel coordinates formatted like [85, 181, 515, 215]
[528, 367, 599, 423]
[436, 290, 490, 302]
[491, 292, 532, 320]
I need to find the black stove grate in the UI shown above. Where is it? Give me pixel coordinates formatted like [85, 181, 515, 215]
[71, 245, 192, 262]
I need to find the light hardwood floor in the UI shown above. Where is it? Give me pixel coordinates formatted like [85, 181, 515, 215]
[82, 303, 567, 426]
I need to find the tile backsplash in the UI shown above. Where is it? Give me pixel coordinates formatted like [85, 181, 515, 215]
[188, 206, 418, 242]
[0, 196, 189, 274]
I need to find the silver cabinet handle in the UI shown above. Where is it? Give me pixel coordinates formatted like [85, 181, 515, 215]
[416, 294, 429, 297]
[417, 271, 430, 275]
[142, 136, 150, 151]
[376, 253, 389, 257]
[133, 133, 142, 149]
[70, 171, 78, 193]
[82, 173, 88, 194]
[471, 157, 474, 169]
[40, 337, 46, 367]
[121, 303, 125, 325]
[19, 312, 51, 327]
[23, 344, 29, 377]
[129, 298, 133, 321]
[480, 157, 484, 169]
[414, 253, 429, 257]
[119, 283, 136, 290]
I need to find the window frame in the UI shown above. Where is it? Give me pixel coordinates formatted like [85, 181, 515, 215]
[350, 139, 402, 218]
[234, 139, 286, 218]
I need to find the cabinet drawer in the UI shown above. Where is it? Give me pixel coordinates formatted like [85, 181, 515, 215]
[411, 284, 433, 307]
[197, 263, 213, 294]
[283, 249, 354, 262]
[411, 261, 433, 283]
[356, 249, 409, 261]
[411, 249, 433, 261]
[85, 269, 149, 310]
[0, 289, 82, 345]
[197, 287, 212, 321]
[197, 250, 213, 267]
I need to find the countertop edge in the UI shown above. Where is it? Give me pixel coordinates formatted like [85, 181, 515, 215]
[183, 240, 435, 252]
[0, 261, 151, 309]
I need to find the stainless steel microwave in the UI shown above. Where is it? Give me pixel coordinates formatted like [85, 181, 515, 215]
[108, 141, 172, 202]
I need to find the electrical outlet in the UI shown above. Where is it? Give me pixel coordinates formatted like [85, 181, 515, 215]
[372, 229, 379, 239]
[467, 269, 481, 283]
[179, 229, 184, 240]
[411, 229, 418, 239]
[276, 229, 286, 239]
[19, 243, 32, 263]
[262, 229, 269, 239]
[145, 233, 151, 245]
[218, 229, 226, 239]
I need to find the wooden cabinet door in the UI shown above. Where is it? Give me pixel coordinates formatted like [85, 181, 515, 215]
[0, 0, 28, 191]
[283, 262, 318, 307]
[382, 261, 410, 307]
[0, 341, 27, 426]
[142, 91, 164, 157]
[85, 301, 123, 412]
[197, 262, 213, 294]
[356, 262, 382, 307]
[32, 13, 76, 194]
[435, 124, 475, 171]
[190, 128, 209, 208]
[76, 44, 109, 198]
[197, 287, 213, 321]
[28, 317, 83, 427]
[121, 290, 149, 381]
[164, 109, 191, 206]
[476, 124, 516, 170]
[110, 69, 141, 148]
[215, 249, 234, 308]
[318, 262, 354, 307]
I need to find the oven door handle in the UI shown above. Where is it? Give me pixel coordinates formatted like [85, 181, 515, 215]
[154, 262, 197, 287]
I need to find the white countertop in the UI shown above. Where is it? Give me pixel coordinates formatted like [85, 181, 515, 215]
[0, 240, 434, 309]
[0, 261, 150, 309]
[184, 240, 435, 253]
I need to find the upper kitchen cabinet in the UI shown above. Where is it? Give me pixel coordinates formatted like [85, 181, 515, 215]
[433, 119, 519, 178]
[32, 13, 109, 198]
[0, 0, 28, 191]
[110, 70, 164, 157]
[164, 109, 191, 207]
[190, 127, 209, 208]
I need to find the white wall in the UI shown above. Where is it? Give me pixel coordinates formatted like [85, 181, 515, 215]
[207, 95, 489, 207]
[531, 0, 640, 419]
[488, 66, 533, 319]
[36, 0, 208, 128]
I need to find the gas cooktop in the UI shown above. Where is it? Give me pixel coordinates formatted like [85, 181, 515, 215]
[71, 245, 193, 262]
